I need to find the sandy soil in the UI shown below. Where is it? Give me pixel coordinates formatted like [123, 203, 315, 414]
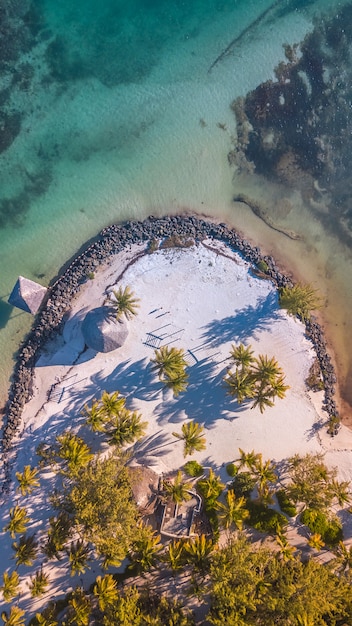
[1, 239, 352, 617]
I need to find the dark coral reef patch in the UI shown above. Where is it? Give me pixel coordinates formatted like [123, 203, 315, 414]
[232, 4, 352, 246]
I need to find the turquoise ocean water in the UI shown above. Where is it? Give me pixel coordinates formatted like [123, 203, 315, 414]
[1, 0, 351, 412]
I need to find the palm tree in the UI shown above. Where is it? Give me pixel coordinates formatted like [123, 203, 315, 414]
[329, 479, 351, 507]
[163, 370, 189, 397]
[250, 390, 275, 414]
[43, 512, 71, 559]
[197, 469, 224, 506]
[163, 471, 192, 504]
[252, 354, 283, 385]
[279, 283, 322, 321]
[34, 610, 58, 626]
[28, 567, 50, 597]
[12, 534, 38, 567]
[252, 458, 278, 500]
[109, 285, 140, 320]
[1, 607, 25, 626]
[236, 448, 262, 472]
[275, 532, 296, 562]
[98, 390, 126, 421]
[15, 465, 40, 496]
[331, 541, 352, 577]
[81, 400, 106, 433]
[56, 432, 93, 476]
[172, 421, 206, 457]
[67, 587, 91, 626]
[129, 528, 162, 573]
[93, 574, 119, 612]
[308, 533, 325, 551]
[183, 534, 215, 572]
[108, 408, 147, 447]
[224, 369, 255, 404]
[151, 346, 188, 380]
[4, 506, 30, 539]
[162, 540, 185, 573]
[0, 570, 20, 601]
[151, 346, 189, 396]
[66, 540, 91, 577]
[229, 343, 255, 370]
[269, 375, 290, 400]
[216, 490, 249, 532]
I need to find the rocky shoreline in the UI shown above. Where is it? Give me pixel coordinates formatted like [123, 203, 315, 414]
[1, 214, 339, 455]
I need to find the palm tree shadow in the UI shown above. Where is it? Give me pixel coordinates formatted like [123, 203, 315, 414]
[201, 291, 280, 347]
[126, 431, 174, 467]
[66, 357, 160, 417]
[154, 357, 246, 427]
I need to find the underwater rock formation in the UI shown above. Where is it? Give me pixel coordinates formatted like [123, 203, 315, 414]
[231, 4, 352, 247]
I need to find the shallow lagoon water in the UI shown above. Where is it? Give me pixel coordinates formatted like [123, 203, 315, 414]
[1, 0, 351, 416]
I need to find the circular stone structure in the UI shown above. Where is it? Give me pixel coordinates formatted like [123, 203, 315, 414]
[81, 306, 128, 353]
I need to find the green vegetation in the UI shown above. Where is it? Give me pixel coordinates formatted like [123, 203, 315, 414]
[108, 285, 140, 320]
[173, 420, 206, 457]
[63, 452, 141, 568]
[224, 343, 289, 413]
[208, 535, 352, 625]
[225, 462, 238, 477]
[12, 534, 38, 567]
[148, 237, 159, 253]
[0, 570, 20, 602]
[162, 470, 192, 505]
[128, 525, 162, 573]
[284, 452, 350, 510]
[279, 282, 322, 321]
[1, 606, 26, 626]
[15, 465, 40, 496]
[160, 234, 194, 249]
[151, 345, 189, 396]
[231, 471, 256, 498]
[305, 357, 324, 391]
[216, 490, 249, 532]
[256, 259, 269, 273]
[184, 460, 204, 477]
[300, 509, 343, 547]
[276, 489, 297, 517]
[247, 501, 288, 534]
[66, 540, 91, 577]
[6, 443, 352, 624]
[3, 506, 30, 539]
[83, 390, 147, 448]
[28, 568, 50, 598]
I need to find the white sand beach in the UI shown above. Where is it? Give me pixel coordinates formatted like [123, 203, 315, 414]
[2, 238, 352, 616]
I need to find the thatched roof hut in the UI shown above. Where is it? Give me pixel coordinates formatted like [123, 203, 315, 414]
[129, 466, 160, 510]
[81, 305, 128, 352]
[8, 276, 47, 314]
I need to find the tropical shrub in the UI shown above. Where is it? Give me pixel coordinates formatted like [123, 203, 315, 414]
[300, 508, 343, 546]
[231, 472, 256, 498]
[276, 489, 297, 517]
[279, 282, 322, 321]
[184, 460, 204, 477]
[256, 259, 269, 273]
[247, 501, 288, 534]
[225, 462, 238, 477]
